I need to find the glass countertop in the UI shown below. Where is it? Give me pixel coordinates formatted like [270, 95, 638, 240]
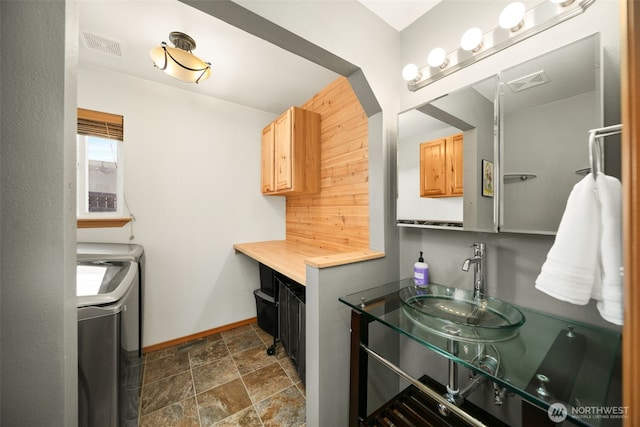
[339, 278, 622, 427]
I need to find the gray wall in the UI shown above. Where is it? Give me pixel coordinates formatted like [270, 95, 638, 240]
[400, 229, 620, 330]
[306, 257, 399, 427]
[0, 1, 78, 425]
[502, 91, 599, 233]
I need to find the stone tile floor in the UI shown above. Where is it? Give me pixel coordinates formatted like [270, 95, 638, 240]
[137, 322, 306, 426]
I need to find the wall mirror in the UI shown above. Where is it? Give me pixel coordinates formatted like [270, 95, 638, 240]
[397, 75, 499, 233]
[499, 33, 602, 234]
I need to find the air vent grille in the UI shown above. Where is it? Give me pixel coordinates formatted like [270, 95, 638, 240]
[507, 70, 549, 92]
[81, 31, 123, 57]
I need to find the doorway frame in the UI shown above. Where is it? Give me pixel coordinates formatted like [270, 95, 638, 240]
[622, 0, 639, 425]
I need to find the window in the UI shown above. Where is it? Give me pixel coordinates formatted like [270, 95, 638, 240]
[77, 108, 129, 227]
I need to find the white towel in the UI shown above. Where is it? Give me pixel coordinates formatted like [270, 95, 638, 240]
[535, 172, 624, 326]
[595, 174, 623, 325]
[535, 174, 600, 305]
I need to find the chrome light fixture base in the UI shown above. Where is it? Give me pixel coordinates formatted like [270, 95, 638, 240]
[168, 31, 197, 52]
[405, 0, 596, 92]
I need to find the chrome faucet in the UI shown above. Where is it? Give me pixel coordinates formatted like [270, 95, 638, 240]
[461, 242, 486, 301]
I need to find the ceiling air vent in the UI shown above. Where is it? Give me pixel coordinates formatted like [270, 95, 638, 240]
[507, 70, 549, 93]
[80, 31, 123, 57]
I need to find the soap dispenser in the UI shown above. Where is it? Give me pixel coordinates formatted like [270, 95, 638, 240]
[413, 251, 429, 286]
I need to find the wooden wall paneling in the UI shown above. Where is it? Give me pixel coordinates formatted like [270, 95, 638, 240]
[322, 150, 368, 173]
[322, 133, 367, 160]
[287, 77, 370, 252]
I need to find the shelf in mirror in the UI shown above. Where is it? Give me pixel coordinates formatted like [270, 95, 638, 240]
[503, 173, 537, 182]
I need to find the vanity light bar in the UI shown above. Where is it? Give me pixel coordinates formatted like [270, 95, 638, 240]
[405, 0, 596, 92]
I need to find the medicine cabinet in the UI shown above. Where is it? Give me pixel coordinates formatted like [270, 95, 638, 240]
[397, 33, 604, 235]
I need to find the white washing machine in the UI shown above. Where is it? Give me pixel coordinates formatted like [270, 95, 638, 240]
[77, 243, 145, 427]
[77, 242, 145, 355]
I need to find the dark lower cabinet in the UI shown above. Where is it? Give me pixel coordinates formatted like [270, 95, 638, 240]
[277, 275, 306, 384]
[254, 264, 306, 384]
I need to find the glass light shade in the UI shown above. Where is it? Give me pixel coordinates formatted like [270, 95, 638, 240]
[149, 45, 211, 84]
[402, 63, 419, 81]
[427, 48, 447, 68]
[460, 27, 483, 51]
[499, 2, 526, 30]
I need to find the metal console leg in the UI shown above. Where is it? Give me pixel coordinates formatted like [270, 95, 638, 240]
[349, 309, 371, 427]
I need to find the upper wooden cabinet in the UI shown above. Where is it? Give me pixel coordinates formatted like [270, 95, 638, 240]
[261, 123, 275, 193]
[261, 106, 321, 195]
[420, 133, 463, 198]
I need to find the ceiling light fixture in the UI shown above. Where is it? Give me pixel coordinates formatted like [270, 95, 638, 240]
[402, 0, 595, 90]
[149, 32, 211, 84]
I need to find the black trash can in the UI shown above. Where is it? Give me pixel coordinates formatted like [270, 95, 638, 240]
[254, 289, 276, 336]
[259, 263, 276, 297]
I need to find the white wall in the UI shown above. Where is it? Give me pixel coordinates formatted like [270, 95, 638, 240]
[77, 64, 285, 346]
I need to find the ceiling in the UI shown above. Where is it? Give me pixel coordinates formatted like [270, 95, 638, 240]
[78, 1, 437, 115]
[357, 0, 441, 31]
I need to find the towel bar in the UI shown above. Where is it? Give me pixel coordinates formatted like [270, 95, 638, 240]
[589, 124, 622, 179]
[360, 343, 488, 427]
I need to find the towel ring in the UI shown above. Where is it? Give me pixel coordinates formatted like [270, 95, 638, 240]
[588, 124, 622, 180]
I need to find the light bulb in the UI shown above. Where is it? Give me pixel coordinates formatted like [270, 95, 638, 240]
[460, 27, 483, 51]
[427, 48, 447, 68]
[402, 63, 419, 81]
[549, 0, 574, 6]
[499, 2, 526, 31]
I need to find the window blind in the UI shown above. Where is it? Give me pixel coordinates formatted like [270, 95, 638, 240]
[77, 108, 124, 141]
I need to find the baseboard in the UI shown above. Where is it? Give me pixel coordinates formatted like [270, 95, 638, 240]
[142, 317, 258, 354]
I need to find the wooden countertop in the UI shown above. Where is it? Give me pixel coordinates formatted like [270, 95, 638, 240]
[233, 240, 385, 285]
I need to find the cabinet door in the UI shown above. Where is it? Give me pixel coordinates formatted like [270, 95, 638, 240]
[447, 133, 464, 196]
[261, 123, 275, 194]
[274, 109, 293, 192]
[420, 139, 447, 197]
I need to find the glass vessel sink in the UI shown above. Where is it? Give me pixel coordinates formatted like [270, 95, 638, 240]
[399, 284, 526, 343]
